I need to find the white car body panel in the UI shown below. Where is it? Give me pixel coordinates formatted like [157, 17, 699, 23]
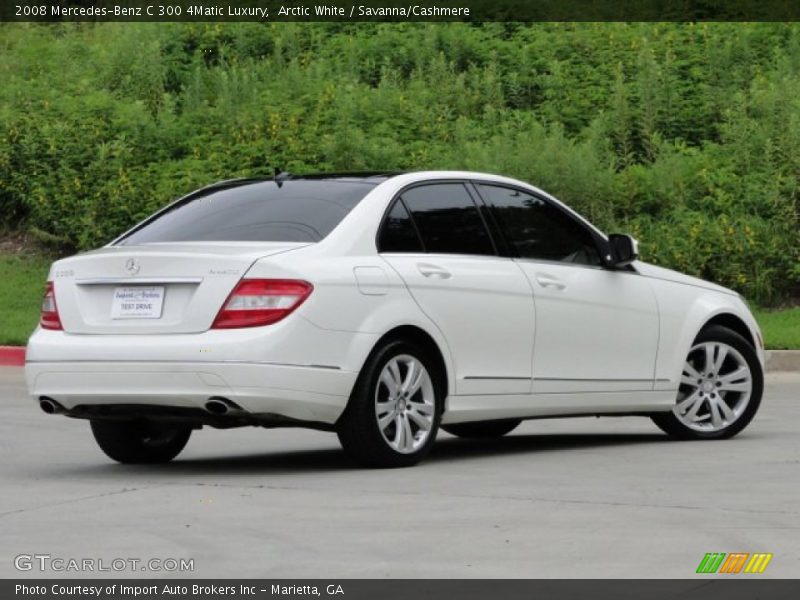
[637, 263, 765, 390]
[442, 389, 677, 424]
[381, 254, 535, 395]
[50, 242, 309, 334]
[25, 171, 764, 428]
[515, 260, 660, 393]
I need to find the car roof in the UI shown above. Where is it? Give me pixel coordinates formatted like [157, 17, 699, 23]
[285, 171, 404, 181]
[196, 170, 538, 191]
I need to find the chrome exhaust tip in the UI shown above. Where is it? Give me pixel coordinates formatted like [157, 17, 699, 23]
[204, 399, 229, 415]
[205, 397, 246, 416]
[39, 397, 64, 415]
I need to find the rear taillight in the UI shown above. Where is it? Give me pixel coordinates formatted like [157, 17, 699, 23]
[40, 281, 62, 330]
[211, 279, 313, 329]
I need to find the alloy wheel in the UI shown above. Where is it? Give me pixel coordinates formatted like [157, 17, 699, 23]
[374, 354, 436, 454]
[673, 341, 753, 433]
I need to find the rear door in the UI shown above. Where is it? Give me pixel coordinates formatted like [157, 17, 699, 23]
[474, 183, 659, 393]
[378, 182, 535, 396]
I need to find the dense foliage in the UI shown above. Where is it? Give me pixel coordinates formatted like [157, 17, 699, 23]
[1, 22, 798, 303]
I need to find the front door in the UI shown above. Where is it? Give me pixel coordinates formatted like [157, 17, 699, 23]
[474, 182, 659, 393]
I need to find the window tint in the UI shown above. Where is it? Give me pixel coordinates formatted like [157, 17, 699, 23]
[378, 200, 424, 253]
[118, 180, 375, 245]
[478, 184, 601, 266]
[400, 184, 495, 255]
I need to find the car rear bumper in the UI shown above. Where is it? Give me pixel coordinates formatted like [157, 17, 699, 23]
[25, 360, 357, 425]
[24, 320, 378, 425]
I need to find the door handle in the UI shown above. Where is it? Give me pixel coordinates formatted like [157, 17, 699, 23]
[417, 263, 452, 279]
[535, 274, 566, 290]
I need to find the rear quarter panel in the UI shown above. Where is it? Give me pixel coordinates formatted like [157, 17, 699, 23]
[245, 246, 457, 396]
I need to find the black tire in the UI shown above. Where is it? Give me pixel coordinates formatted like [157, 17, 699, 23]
[442, 419, 521, 439]
[337, 339, 443, 468]
[90, 419, 191, 464]
[651, 325, 763, 440]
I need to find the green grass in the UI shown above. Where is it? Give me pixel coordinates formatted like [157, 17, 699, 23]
[0, 251, 798, 349]
[0, 253, 52, 346]
[753, 307, 800, 350]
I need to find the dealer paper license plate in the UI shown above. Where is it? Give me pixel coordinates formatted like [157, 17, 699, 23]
[111, 286, 165, 319]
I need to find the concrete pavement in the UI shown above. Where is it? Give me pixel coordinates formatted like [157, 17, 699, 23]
[1, 367, 798, 578]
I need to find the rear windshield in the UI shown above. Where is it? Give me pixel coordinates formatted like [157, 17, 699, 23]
[118, 179, 376, 245]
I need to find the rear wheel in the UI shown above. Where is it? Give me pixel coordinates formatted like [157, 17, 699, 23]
[442, 419, 521, 439]
[651, 325, 763, 440]
[337, 340, 442, 468]
[90, 420, 192, 464]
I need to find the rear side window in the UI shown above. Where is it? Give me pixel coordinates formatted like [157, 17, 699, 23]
[118, 180, 376, 245]
[399, 184, 495, 256]
[378, 200, 424, 253]
[477, 184, 601, 266]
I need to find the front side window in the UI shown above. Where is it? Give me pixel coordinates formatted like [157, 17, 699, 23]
[399, 183, 495, 256]
[119, 179, 376, 245]
[477, 184, 601, 266]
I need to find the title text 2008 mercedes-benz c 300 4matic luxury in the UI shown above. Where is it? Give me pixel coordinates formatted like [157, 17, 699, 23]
[26, 171, 765, 467]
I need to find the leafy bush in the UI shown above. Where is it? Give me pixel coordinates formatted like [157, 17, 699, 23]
[0, 22, 798, 303]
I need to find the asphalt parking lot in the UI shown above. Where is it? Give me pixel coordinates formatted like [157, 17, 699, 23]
[1, 366, 798, 579]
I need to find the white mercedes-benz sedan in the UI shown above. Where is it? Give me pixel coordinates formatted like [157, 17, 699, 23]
[25, 171, 765, 467]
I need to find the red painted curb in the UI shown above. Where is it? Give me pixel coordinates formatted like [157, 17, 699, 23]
[0, 346, 25, 367]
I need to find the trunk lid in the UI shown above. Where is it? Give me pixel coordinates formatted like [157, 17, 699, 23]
[50, 242, 309, 334]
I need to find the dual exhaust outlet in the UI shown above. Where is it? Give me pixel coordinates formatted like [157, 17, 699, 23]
[39, 397, 245, 416]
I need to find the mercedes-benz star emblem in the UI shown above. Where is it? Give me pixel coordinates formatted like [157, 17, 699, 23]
[125, 258, 140, 275]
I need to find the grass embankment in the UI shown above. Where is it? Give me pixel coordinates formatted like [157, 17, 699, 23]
[0, 253, 51, 346]
[1, 23, 799, 304]
[754, 308, 800, 350]
[0, 251, 797, 349]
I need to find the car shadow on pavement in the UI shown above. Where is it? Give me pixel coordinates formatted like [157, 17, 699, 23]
[429, 432, 670, 463]
[48, 432, 671, 477]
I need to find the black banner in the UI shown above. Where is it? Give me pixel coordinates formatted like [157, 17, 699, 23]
[6, 0, 800, 23]
[4, 580, 800, 600]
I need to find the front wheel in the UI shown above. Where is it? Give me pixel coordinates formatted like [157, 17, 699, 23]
[90, 420, 192, 464]
[337, 340, 442, 468]
[651, 325, 763, 440]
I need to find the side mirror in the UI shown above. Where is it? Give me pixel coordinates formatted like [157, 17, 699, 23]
[606, 233, 639, 267]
